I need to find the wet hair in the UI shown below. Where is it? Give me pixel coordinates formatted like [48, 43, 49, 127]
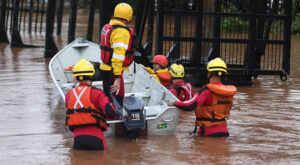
[76, 76, 93, 81]
[208, 71, 226, 82]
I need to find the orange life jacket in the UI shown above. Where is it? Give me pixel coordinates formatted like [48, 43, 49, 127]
[196, 84, 237, 127]
[100, 24, 136, 67]
[66, 86, 108, 131]
[156, 71, 171, 88]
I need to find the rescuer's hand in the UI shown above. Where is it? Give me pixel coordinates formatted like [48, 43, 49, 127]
[111, 78, 121, 95]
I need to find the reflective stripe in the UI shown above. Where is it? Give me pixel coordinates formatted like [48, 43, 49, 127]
[112, 42, 128, 49]
[73, 86, 88, 109]
[112, 53, 125, 60]
[181, 85, 192, 100]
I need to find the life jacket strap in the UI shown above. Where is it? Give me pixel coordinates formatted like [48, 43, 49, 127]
[196, 118, 226, 122]
[100, 45, 113, 52]
[67, 108, 105, 117]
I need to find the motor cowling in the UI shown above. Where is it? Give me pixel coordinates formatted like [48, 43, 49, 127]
[123, 95, 146, 131]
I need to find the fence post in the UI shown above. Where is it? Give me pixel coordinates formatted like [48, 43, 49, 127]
[191, 0, 203, 66]
[0, 0, 9, 43]
[11, 0, 24, 47]
[283, 0, 291, 74]
[45, 0, 58, 58]
[86, 0, 95, 41]
[155, 0, 164, 55]
[168, 0, 182, 60]
[28, 0, 34, 33]
[145, 0, 154, 57]
[212, 0, 221, 59]
[135, 0, 148, 50]
[56, 0, 64, 35]
[68, 0, 77, 43]
[244, 0, 257, 75]
[99, 0, 112, 43]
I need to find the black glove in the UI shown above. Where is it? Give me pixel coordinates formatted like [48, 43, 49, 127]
[90, 61, 102, 81]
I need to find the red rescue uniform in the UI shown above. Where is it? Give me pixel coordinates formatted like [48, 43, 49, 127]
[65, 83, 118, 150]
[174, 82, 236, 137]
[169, 80, 195, 101]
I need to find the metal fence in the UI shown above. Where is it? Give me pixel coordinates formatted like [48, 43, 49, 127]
[0, 0, 292, 84]
[0, 0, 47, 47]
[148, 0, 291, 82]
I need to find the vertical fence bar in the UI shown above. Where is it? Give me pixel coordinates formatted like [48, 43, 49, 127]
[0, 0, 9, 43]
[170, 0, 182, 60]
[68, 0, 77, 43]
[28, 0, 33, 33]
[191, 0, 203, 66]
[99, 0, 112, 43]
[145, 0, 154, 57]
[18, 0, 24, 31]
[45, 0, 58, 58]
[34, 0, 40, 33]
[212, 0, 221, 59]
[155, 0, 164, 55]
[11, 0, 24, 47]
[282, 0, 291, 74]
[39, 0, 45, 33]
[244, 0, 257, 75]
[9, 0, 14, 34]
[22, 0, 28, 32]
[5, 0, 9, 31]
[86, 0, 95, 41]
[56, 0, 64, 35]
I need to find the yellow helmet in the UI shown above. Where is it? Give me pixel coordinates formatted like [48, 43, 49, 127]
[114, 3, 133, 22]
[206, 58, 227, 74]
[73, 59, 95, 78]
[169, 64, 185, 78]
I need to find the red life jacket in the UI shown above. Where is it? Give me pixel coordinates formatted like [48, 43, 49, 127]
[66, 86, 108, 131]
[100, 24, 136, 67]
[172, 83, 194, 101]
[195, 84, 237, 128]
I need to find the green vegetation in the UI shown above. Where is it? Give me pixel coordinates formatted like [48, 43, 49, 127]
[292, 0, 300, 34]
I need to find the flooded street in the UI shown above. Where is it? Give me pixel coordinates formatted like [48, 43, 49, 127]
[1, 30, 300, 164]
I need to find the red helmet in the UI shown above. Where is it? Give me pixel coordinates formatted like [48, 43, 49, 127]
[153, 55, 168, 67]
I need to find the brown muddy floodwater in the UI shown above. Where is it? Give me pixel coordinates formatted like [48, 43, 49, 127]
[1, 27, 300, 164]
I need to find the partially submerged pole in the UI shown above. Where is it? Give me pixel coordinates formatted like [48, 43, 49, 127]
[86, 0, 95, 41]
[68, 0, 78, 43]
[45, 0, 58, 58]
[11, 0, 24, 47]
[0, 0, 9, 43]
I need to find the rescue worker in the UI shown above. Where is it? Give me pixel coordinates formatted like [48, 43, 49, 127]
[169, 63, 195, 101]
[169, 58, 237, 137]
[100, 3, 136, 107]
[139, 55, 171, 88]
[65, 59, 118, 150]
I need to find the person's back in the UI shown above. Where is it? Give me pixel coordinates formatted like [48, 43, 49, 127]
[65, 59, 118, 150]
[169, 63, 195, 101]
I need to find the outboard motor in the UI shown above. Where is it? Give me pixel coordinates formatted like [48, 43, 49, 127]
[123, 95, 146, 139]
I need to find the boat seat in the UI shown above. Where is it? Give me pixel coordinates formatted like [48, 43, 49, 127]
[145, 105, 164, 118]
[61, 79, 134, 89]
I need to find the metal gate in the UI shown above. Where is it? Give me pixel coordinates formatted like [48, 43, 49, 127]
[141, 0, 292, 84]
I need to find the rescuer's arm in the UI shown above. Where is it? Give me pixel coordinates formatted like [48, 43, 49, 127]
[92, 89, 118, 119]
